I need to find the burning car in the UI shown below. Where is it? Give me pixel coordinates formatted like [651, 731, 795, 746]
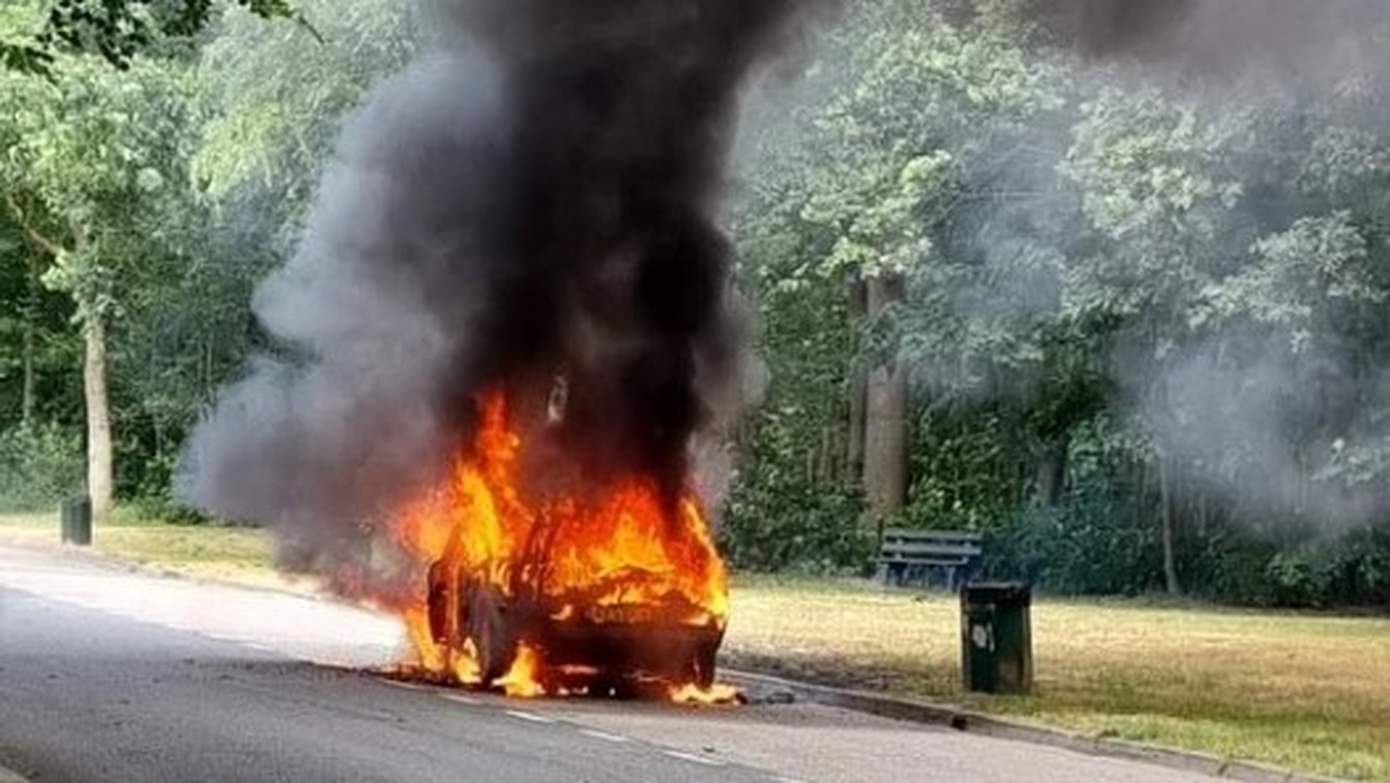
[398, 387, 731, 698]
[425, 560, 724, 694]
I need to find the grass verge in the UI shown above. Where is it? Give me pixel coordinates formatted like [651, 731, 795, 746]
[2, 512, 1384, 779]
[0, 509, 284, 590]
[723, 575, 1390, 782]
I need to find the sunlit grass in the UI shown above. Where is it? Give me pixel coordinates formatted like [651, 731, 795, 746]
[0, 509, 285, 589]
[723, 575, 1390, 781]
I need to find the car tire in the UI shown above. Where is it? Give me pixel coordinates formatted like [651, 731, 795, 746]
[468, 583, 517, 685]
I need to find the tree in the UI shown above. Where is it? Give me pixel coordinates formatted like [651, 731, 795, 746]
[770, 0, 1062, 522]
[193, 0, 415, 236]
[1060, 84, 1247, 594]
[111, 184, 281, 501]
[0, 45, 197, 520]
[0, 205, 81, 434]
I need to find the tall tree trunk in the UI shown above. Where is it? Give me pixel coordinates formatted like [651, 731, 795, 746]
[84, 314, 113, 522]
[21, 257, 36, 425]
[863, 274, 908, 522]
[816, 425, 835, 485]
[7, 200, 48, 426]
[1196, 487, 1208, 540]
[1157, 456, 1181, 596]
[846, 278, 868, 487]
[1035, 433, 1069, 506]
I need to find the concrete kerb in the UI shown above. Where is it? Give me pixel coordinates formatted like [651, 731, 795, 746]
[722, 669, 1346, 783]
[0, 763, 30, 783]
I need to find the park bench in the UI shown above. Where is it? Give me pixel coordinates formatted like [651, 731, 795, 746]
[875, 528, 983, 590]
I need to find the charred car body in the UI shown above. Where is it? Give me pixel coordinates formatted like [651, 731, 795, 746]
[426, 559, 724, 692]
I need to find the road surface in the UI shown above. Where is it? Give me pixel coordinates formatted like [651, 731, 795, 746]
[0, 544, 1213, 783]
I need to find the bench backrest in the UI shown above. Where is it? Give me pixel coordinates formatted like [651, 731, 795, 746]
[879, 528, 983, 561]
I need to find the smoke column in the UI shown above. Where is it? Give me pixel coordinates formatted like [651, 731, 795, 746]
[181, 0, 807, 599]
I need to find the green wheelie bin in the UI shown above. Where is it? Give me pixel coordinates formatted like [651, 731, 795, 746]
[960, 582, 1032, 694]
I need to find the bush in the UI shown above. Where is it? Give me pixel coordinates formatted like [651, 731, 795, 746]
[1183, 529, 1282, 606]
[1332, 525, 1390, 606]
[723, 473, 871, 574]
[119, 449, 204, 524]
[0, 423, 84, 512]
[1182, 525, 1390, 608]
[982, 486, 1163, 595]
[1263, 550, 1338, 608]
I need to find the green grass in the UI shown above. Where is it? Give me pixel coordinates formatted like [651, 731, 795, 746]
[0, 509, 284, 589]
[2, 512, 1385, 779]
[723, 575, 1390, 781]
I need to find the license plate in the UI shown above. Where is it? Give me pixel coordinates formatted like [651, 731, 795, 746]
[585, 604, 655, 625]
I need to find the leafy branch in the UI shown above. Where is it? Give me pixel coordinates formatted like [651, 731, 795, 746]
[4, 1, 315, 77]
[3, 192, 66, 259]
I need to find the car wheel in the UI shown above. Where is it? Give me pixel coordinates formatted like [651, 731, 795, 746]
[468, 583, 516, 685]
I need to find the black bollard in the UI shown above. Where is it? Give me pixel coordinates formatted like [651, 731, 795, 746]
[60, 495, 93, 546]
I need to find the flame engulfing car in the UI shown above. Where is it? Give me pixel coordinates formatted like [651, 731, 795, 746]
[426, 560, 724, 693]
[398, 385, 731, 697]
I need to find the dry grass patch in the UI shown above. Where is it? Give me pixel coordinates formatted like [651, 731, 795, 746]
[724, 576, 1390, 782]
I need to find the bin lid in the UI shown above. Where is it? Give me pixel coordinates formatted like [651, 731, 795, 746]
[961, 582, 1032, 606]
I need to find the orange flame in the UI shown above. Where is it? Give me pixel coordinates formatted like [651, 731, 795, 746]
[669, 682, 743, 706]
[452, 638, 483, 686]
[404, 606, 445, 673]
[394, 389, 730, 697]
[497, 643, 547, 699]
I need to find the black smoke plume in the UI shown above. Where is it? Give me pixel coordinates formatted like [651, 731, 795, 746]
[182, 0, 806, 599]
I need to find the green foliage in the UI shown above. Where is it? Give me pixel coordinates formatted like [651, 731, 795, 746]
[1252, 530, 1390, 609]
[1338, 526, 1390, 605]
[0, 2, 53, 76]
[724, 430, 871, 575]
[724, 472, 870, 575]
[781, 0, 1064, 286]
[1, 49, 198, 320]
[0, 40, 52, 75]
[1, 0, 402, 513]
[5, 0, 304, 76]
[1200, 212, 1382, 348]
[193, 0, 415, 233]
[984, 486, 1162, 595]
[0, 211, 81, 426]
[905, 406, 1019, 530]
[1264, 550, 1338, 608]
[0, 422, 82, 511]
[1183, 528, 1282, 607]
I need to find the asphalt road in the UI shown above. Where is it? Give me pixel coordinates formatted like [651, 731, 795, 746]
[0, 545, 1215, 783]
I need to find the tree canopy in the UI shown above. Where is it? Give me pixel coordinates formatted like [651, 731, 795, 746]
[1, 0, 301, 76]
